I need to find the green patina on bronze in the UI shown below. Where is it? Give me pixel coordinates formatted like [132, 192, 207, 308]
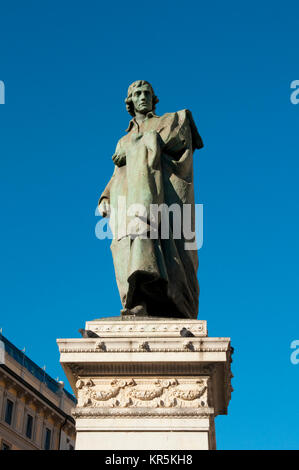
[99, 81, 203, 319]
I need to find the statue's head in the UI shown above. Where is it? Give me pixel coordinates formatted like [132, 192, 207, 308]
[125, 80, 159, 117]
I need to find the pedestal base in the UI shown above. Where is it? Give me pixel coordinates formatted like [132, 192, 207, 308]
[57, 318, 233, 450]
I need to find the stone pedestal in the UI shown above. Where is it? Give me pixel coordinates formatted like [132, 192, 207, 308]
[57, 318, 233, 450]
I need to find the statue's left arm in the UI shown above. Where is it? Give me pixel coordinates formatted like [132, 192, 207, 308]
[185, 109, 204, 150]
[159, 109, 203, 158]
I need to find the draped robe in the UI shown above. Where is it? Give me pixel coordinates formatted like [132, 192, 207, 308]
[99, 109, 203, 319]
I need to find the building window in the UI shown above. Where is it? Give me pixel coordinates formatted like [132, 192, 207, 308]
[1, 441, 11, 450]
[1, 442, 11, 450]
[25, 414, 34, 439]
[44, 428, 51, 450]
[4, 399, 14, 425]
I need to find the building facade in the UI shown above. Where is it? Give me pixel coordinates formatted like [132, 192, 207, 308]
[0, 334, 76, 450]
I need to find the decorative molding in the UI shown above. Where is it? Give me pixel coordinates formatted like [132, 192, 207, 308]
[84, 319, 207, 338]
[60, 346, 228, 354]
[68, 362, 216, 378]
[72, 406, 214, 419]
[75, 377, 209, 410]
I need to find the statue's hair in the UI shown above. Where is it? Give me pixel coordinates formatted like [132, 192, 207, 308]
[125, 80, 159, 117]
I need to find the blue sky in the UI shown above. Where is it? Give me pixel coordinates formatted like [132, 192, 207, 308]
[0, 0, 299, 450]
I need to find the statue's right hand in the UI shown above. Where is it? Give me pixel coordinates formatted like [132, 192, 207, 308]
[98, 198, 110, 218]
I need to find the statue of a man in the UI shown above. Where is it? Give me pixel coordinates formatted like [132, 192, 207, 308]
[99, 80, 203, 318]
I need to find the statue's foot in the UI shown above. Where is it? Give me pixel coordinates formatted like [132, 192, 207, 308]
[121, 303, 148, 317]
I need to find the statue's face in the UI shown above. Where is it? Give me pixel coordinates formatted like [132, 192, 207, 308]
[131, 84, 153, 115]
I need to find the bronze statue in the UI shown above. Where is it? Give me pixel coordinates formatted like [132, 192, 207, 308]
[99, 80, 203, 318]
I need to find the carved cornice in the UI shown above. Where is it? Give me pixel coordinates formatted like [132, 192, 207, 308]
[59, 345, 229, 354]
[67, 362, 216, 377]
